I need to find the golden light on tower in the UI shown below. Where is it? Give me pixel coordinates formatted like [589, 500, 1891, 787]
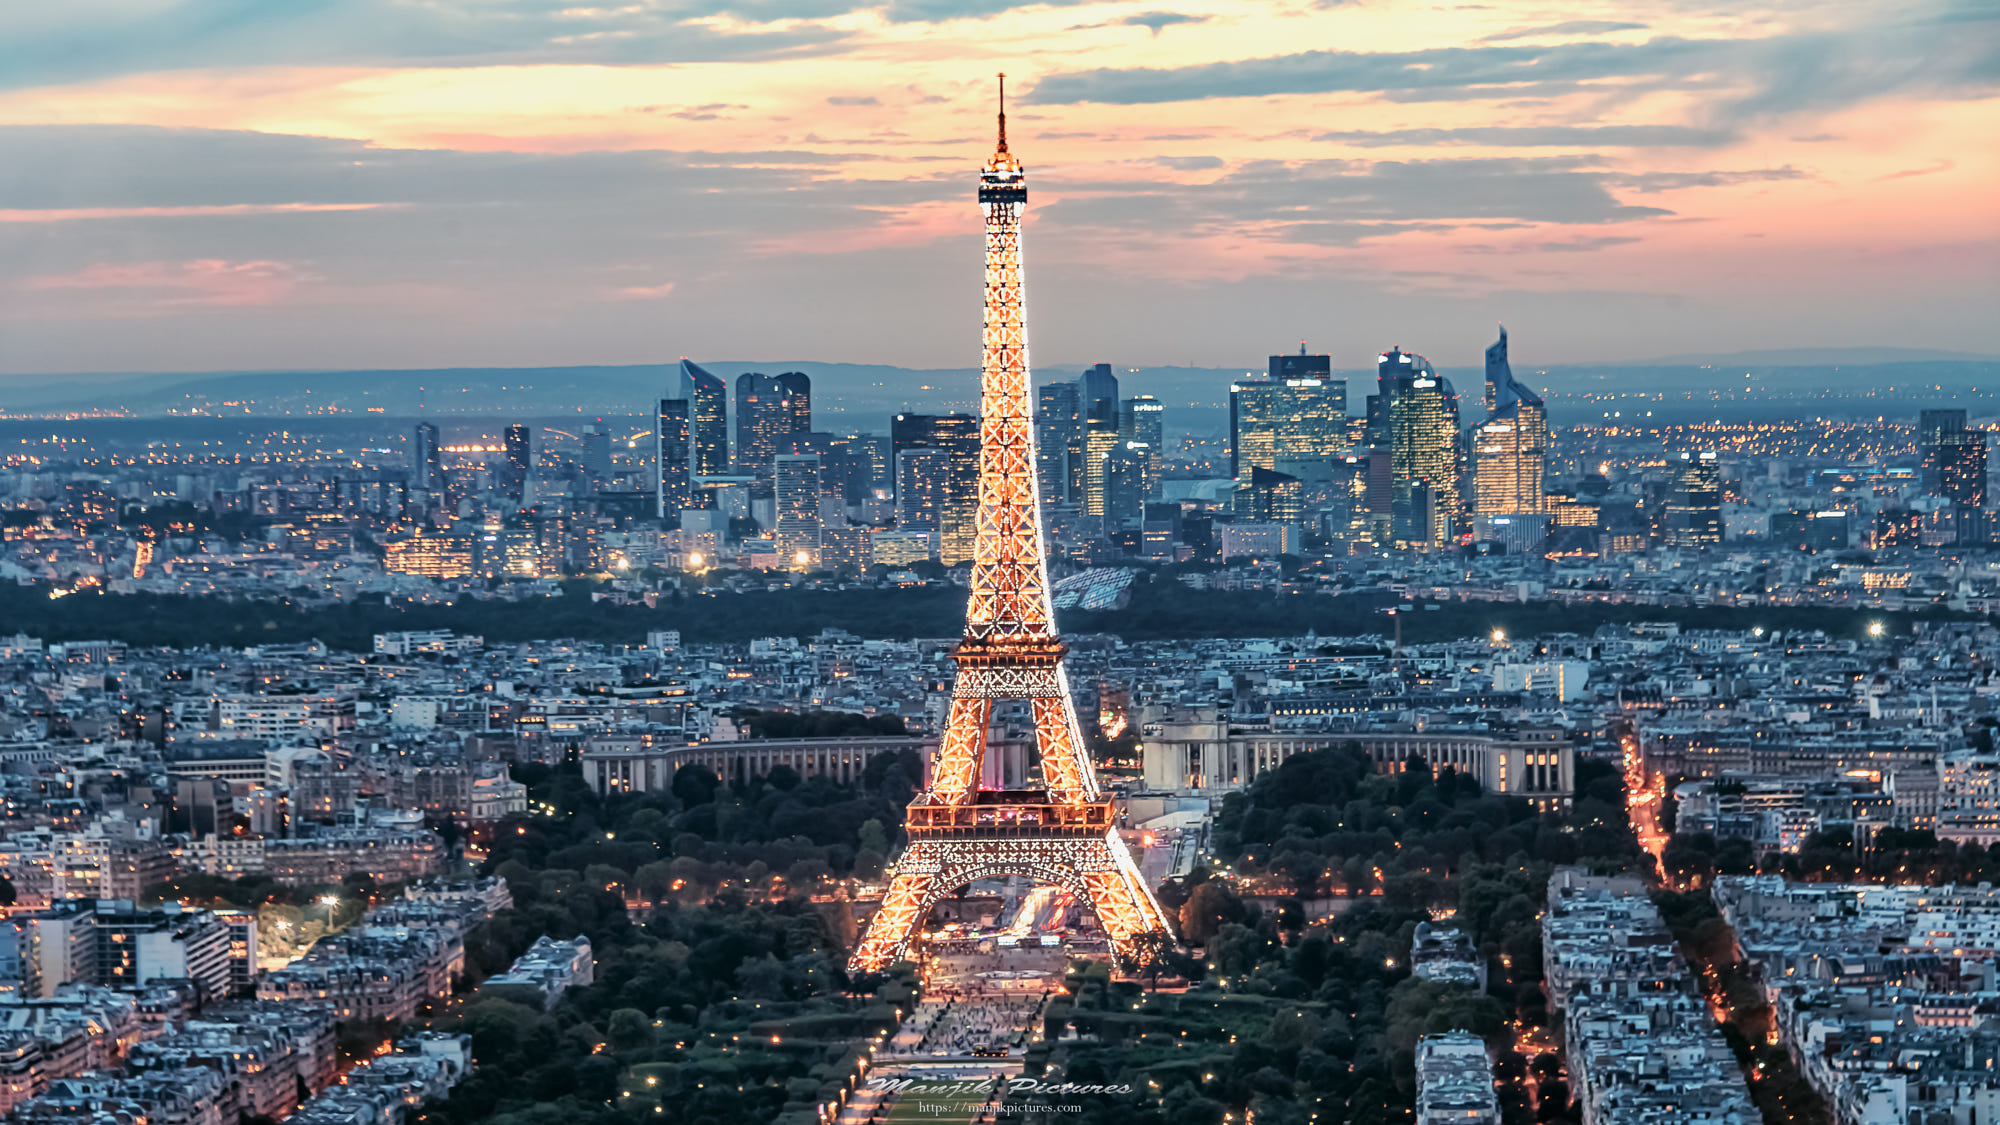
[846, 76, 1176, 974]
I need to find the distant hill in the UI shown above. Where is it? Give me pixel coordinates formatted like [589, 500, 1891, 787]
[1619, 347, 1999, 367]
[2, 353, 1995, 429]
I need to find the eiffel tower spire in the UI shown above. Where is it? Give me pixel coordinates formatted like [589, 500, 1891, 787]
[847, 79, 1176, 974]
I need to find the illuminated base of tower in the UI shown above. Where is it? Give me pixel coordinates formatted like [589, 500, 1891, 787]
[847, 814, 1175, 973]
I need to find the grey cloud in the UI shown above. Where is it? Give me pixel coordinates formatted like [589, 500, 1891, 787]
[1313, 125, 1737, 147]
[1121, 12, 1208, 34]
[1036, 156, 1671, 241]
[1481, 20, 1647, 43]
[1536, 235, 1641, 251]
[0, 0, 861, 91]
[1149, 155, 1225, 170]
[827, 96, 880, 106]
[1604, 167, 1805, 193]
[1028, 4, 2000, 125]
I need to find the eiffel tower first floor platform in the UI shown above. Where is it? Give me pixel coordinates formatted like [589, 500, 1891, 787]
[845, 792, 1178, 974]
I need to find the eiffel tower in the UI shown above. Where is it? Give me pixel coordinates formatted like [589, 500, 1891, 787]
[847, 77, 1176, 974]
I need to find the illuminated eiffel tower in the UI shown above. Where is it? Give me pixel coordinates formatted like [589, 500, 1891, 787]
[847, 77, 1176, 974]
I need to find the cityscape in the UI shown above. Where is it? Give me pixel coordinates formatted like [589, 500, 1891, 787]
[3, 4, 1999, 1125]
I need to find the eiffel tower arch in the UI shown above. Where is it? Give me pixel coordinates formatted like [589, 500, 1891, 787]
[847, 78, 1177, 974]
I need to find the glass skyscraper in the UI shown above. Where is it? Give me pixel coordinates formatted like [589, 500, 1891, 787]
[1385, 349, 1459, 547]
[678, 359, 729, 477]
[1473, 327, 1548, 516]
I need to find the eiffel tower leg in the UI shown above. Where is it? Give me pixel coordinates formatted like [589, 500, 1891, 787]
[927, 694, 993, 804]
[848, 862, 937, 974]
[1080, 832, 1177, 968]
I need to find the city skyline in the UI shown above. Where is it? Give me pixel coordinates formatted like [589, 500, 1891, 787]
[2, 0, 1996, 378]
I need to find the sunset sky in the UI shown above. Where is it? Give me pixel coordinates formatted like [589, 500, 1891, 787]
[1, 0, 1995, 377]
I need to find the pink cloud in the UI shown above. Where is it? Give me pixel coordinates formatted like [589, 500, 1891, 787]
[0, 203, 392, 224]
[612, 281, 677, 299]
[22, 259, 307, 306]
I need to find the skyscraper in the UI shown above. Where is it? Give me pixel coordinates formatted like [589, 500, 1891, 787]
[734, 371, 811, 479]
[892, 413, 980, 563]
[502, 424, 531, 502]
[1473, 327, 1548, 517]
[1664, 452, 1723, 548]
[1922, 409, 1988, 508]
[1102, 442, 1152, 531]
[1080, 363, 1119, 429]
[580, 425, 611, 486]
[678, 359, 729, 477]
[1035, 381, 1080, 504]
[774, 454, 822, 569]
[1386, 350, 1459, 547]
[656, 399, 691, 520]
[1269, 346, 1346, 475]
[895, 446, 950, 540]
[413, 422, 442, 492]
[1081, 418, 1120, 523]
[1120, 394, 1165, 502]
[1121, 394, 1163, 449]
[1230, 379, 1277, 480]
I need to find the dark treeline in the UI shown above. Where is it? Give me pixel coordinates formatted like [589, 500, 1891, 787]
[419, 755, 929, 1125]
[1017, 745, 1645, 1125]
[3, 577, 1969, 651]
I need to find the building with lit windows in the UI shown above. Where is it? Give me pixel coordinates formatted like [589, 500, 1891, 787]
[1385, 349, 1459, 547]
[679, 359, 730, 476]
[733, 371, 810, 480]
[773, 454, 821, 570]
[1035, 381, 1080, 504]
[384, 529, 474, 579]
[412, 423, 442, 493]
[891, 413, 979, 564]
[1922, 409, 1989, 508]
[1664, 452, 1723, 548]
[1229, 379, 1276, 480]
[1472, 327, 1546, 517]
[656, 398, 690, 520]
[501, 425, 530, 502]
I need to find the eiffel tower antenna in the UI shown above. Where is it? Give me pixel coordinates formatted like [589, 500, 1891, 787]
[847, 81, 1176, 974]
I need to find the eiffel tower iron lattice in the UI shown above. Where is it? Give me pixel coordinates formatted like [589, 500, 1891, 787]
[847, 77, 1177, 975]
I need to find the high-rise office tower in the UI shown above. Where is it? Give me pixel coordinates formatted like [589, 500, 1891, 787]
[1230, 379, 1277, 480]
[1664, 452, 1724, 548]
[892, 413, 980, 563]
[1268, 345, 1346, 475]
[1922, 409, 1988, 508]
[1103, 442, 1152, 531]
[657, 400, 691, 520]
[734, 371, 811, 479]
[1121, 395, 1163, 449]
[502, 424, 531, 502]
[1473, 327, 1548, 516]
[1081, 418, 1121, 522]
[413, 423, 442, 492]
[1080, 363, 1119, 429]
[895, 446, 949, 539]
[1386, 351, 1459, 547]
[1036, 381, 1081, 504]
[1240, 466, 1305, 526]
[580, 425, 612, 488]
[1120, 394, 1165, 501]
[848, 433, 893, 497]
[774, 454, 822, 569]
[678, 359, 729, 476]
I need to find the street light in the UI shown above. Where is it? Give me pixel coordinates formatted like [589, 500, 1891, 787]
[1868, 621, 1885, 638]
